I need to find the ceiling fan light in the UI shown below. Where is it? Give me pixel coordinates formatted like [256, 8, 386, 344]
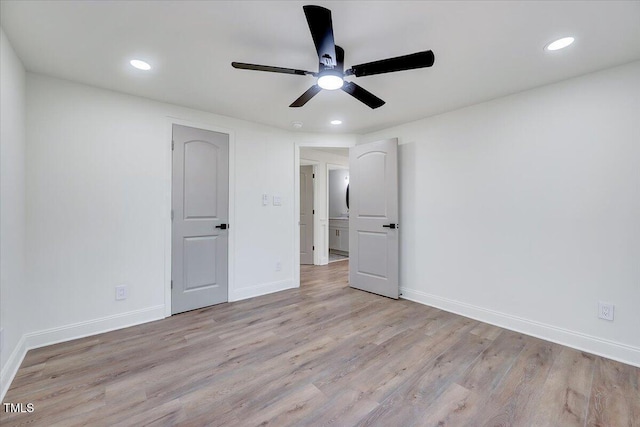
[318, 73, 344, 90]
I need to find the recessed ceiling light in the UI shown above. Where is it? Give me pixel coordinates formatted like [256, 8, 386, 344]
[545, 37, 575, 51]
[130, 59, 151, 70]
[330, 120, 342, 125]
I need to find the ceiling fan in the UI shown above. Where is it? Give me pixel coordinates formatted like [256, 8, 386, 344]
[231, 5, 435, 109]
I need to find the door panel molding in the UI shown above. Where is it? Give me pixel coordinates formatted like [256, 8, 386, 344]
[184, 140, 220, 219]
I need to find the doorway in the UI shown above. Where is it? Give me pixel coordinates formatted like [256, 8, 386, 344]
[328, 166, 349, 263]
[295, 140, 399, 299]
[299, 148, 349, 264]
[297, 147, 350, 286]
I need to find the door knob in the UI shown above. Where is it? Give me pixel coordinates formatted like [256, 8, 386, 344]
[215, 224, 228, 230]
[382, 223, 396, 229]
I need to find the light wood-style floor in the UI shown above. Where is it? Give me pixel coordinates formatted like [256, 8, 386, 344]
[2, 262, 639, 426]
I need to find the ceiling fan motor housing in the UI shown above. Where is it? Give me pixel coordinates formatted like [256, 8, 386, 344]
[317, 44, 345, 90]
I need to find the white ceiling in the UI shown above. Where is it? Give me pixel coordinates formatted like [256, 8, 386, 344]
[2, 1, 639, 134]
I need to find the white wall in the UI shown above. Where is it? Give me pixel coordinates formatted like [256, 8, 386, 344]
[364, 61, 640, 366]
[23, 72, 299, 347]
[299, 148, 349, 265]
[0, 28, 27, 397]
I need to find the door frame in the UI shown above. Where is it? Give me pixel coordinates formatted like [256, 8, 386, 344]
[294, 142, 354, 288]
[326, 163, 349, 260]
[165, 117, 236, 317]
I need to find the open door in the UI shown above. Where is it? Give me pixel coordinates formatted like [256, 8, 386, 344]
[349, 138, 399, 299]
[300, 165, 314, 265]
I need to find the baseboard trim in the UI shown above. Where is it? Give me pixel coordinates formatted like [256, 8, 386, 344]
[400, 287, 640, 368]
[230, 279, 296, 302]
[0, 305, 165, 401]
[0, 335, 27, 403]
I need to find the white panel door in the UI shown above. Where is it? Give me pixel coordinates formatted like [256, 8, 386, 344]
[172, 124, 229, 314]
[349, 138, 399, 299]
[300, 165, 314, 265]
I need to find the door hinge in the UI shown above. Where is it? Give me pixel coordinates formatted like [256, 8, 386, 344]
[312, 173, 315, 178]
[312, 209, 314, 214]
[171, 140, 174, 150]
[312, 245, 315, 251]
[171, 280, 173, 289]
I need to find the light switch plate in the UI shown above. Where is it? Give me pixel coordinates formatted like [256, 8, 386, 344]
[262, 194, 268, 206]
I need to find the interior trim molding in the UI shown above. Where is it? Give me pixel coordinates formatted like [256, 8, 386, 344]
[400, 286, 640, 368]
[230, 279, 296, 302]
[1, 335, 27, 402]
[0, 305, 165, 401]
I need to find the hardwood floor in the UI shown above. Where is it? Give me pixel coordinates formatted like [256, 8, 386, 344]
[2, 261, 639, 426]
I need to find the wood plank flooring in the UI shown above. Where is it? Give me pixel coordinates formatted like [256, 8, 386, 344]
[2, 261, 639, 426]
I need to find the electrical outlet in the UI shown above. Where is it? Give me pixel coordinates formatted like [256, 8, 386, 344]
[115, 285, 128, 301]
[275, 261, 281, 271]
[273, 196, 282, 206]
[598, 301, 614, 321]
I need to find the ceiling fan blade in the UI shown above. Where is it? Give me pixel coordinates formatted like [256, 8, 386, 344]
[303, 5, 337, 68]
[290, 85, 322, 107]
[336, 45, 345, 72]
[232, 62, 315, 76]
[341, 81, 385, 109]
[348, 50, 435, 77]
